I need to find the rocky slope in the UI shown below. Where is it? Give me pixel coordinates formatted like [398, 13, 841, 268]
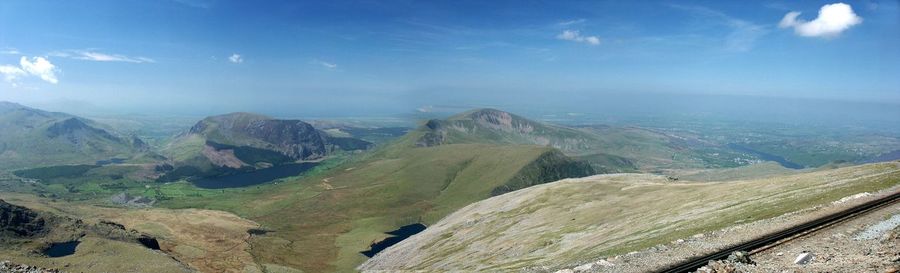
[0, 199, 160, 251]
[0, 102, 150, 170]
[161, 112, 372, 180]
[359, 162, 900, 272]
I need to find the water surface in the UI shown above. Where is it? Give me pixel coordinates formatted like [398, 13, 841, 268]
[44, 241, 80, 257]
[192, 162, 318, 189]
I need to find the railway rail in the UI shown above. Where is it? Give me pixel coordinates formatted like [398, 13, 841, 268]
[656, 190, 900, 273]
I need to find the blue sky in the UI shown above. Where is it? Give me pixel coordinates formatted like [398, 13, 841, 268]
[0, 0, 898, 116]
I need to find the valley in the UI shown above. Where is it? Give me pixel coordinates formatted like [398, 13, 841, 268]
[1, 103, 899, 272]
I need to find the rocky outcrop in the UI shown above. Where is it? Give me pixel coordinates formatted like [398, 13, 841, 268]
[0, 199, 162, 254]
[0, 261, 66, 273]
[0, 200, 48, 238]
[186, 112, 373, 162]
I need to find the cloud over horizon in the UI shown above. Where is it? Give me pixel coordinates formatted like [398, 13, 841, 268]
[556, 30, 600, 45]
[779, 3, 862, 38]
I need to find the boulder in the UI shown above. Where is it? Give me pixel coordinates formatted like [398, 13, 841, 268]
[793, 252, 814, 264]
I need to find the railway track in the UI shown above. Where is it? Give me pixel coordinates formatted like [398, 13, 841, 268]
[656, 190, 900, 273]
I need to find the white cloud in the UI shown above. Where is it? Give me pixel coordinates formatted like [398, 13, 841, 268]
[75, 51, 156, 63]
[229, 53, 243, 63]
[50, 50, 155, 63]
[669, 4, 767, 52]
[312, 59, 337, 70]
[558, 18, 586, 26]
[0, 65, 26, 84]
[556, 30, 601, 45]
[0, 56, 59, 85]
[779, 3, 862, 38]
[20, 57, 59, 84]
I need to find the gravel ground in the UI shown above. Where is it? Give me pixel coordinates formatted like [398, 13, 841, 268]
[0, 261, 66, 273]
[551, 186, 900, 273]
[745, 202, 899, 272]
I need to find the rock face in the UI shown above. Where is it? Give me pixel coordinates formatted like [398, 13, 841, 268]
[188, 112, 374, 162]
[161, 112, 373, 180]
[0, 200, 48, 238]
[190, 113, 332, 160]
[0, 199, 161, 254]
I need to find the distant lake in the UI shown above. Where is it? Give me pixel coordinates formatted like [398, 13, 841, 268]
[96, 158, 126, 165]
[192, 162, 318, 189]
[44, 241, 79, 257]
[361, 223, 427, 258]
[868, 149, 900, 163]
[728, 144, 804, 169]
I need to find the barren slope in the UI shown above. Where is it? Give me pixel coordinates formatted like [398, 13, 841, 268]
[360, 162, 900, 272]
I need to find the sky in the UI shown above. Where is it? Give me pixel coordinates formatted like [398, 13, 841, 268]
[0, 0, 898, 117]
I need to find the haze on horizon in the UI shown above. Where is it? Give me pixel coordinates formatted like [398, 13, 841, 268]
[1, 0, 898, 122]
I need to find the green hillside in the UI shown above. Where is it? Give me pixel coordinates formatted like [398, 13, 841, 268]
[417, 108, 713, 171]
[156, 109, 595, 272]
[0, 102, 151, 171]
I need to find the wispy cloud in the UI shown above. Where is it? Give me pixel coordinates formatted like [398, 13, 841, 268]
[556, 30, 601, 45]
[779, 3, 862, 38]
[0, 56, 59, 85]
[0, 48, 21, 55]
[311, 59, 338, 70]
[50, 50, 155, 63]
[229, 53, 243, 64]
[558, 18, 586, 26]
[669, 4, 767, 52]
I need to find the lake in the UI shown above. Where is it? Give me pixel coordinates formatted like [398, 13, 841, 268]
[192, 162, 319, 189]
[44, 241, 80, 257]
[728, 144, 804, 169]
[361, 223, 427, 258]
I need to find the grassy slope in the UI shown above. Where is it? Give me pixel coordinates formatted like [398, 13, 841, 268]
[431, 109, 711, 171]
[360, 162, 900, 271]
[152, 125, 582, 272]
[0, 103, 144, 171]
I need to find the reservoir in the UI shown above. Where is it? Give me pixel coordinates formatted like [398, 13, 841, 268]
[727, 144, 804, 169]
[192, 162, 318, 189]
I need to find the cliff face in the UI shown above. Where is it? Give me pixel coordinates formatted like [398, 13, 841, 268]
[160, 112, 374, 181]
[0, 200, 48, 238]
[188, 113, 372, 162]
[0, 199, 161, 252]
[191, 114, 330, 160]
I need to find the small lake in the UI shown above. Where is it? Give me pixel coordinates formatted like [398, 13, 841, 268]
[361, 223, 427, 258]
[727, 144, 804, 169]
[192, 162, 319, 189]
[44, 241, 80, 257]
